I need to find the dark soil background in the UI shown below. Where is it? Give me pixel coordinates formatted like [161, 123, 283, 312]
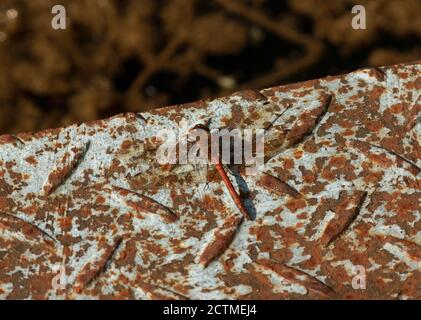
[0, 0, 420, 134]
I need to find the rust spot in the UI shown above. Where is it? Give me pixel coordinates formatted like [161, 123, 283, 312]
[75, 237, 123, 291]
[43, 141, 90, 195]
[258, 172, 302, 199]
[112, 186, 178, 222]
[320, 191, 368, 246]
[256, 259, 335, 298]
[285, 198, 307, 212]
[199, 215, 243, 267]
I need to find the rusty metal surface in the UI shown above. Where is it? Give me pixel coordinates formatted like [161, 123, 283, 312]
[0, 61, 420, 300]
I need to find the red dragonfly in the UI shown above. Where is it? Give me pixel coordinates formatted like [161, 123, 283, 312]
[118, 121, 256, 220]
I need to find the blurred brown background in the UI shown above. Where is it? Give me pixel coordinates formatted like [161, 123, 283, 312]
[0, 0, 420, 134]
